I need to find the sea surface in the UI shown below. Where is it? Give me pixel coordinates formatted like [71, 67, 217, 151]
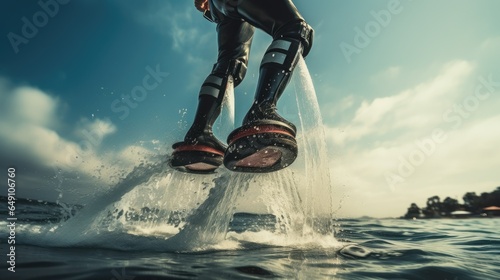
[1, 197, 499, 280]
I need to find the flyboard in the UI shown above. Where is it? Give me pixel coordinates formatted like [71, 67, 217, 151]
[224, 119, 297, 172]
[170, 120, 297, 174]
[170, 141, 225, 174]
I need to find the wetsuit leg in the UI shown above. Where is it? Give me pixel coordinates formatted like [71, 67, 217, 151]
[212, 0, 313, 53]
[209, 1, 313, 133]
[215, 0, 314, 172]
[184, 17, 254, 147]
[234, 0, 313, 133]
[212, 16, 254, 86]
[170, 16, 254, 173]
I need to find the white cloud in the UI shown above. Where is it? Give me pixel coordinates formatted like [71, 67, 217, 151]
[370, 66, 401, 83]
[74, 118, 117, 147]
[9, 86, 59, 127]
[1, 85, 64, 162]
[338, 95, 355, 112]
[435, 115, 500, 177]
[0, 79, 156, 202]
[331, 60, 475, 146]
[479, 36, 500, 52]
[1, 87, 68, 164]
[325, 60, 500, 217]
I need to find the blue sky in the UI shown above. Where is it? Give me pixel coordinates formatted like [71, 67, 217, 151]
[1, 0, 500, 217]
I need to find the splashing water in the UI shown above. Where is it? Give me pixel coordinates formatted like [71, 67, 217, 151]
[293, 57, 335, 234]
[22, 56, 338, 252]
[214, 76, 235, 140]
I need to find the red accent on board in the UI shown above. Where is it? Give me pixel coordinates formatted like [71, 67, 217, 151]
[174, 144, 224, 156]
[229, 125, 294, 145]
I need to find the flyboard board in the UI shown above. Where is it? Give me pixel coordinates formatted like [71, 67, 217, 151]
[223, 119, 297, 173]
[170, 141, 225, 174]
[170, 120, 297, 174]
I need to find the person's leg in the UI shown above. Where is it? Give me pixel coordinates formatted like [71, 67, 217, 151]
[184, 17, 254, 146]
[223, 0, 314, 172]
[170, 17, 254, 173]
[235, 0, 314, 131]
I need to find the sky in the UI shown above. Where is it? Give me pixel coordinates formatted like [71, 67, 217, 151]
[1, 0, 500, 218]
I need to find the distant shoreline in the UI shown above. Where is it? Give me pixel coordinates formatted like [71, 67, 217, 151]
[401, 186, 500, 220]
[400, 215, 500, 220]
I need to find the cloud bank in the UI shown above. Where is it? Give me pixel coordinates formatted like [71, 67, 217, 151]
[326, 60, 500, 217]
[0, 78, 155, 203]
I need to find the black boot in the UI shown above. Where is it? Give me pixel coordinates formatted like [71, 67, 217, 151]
[183, 94, 227, 152]
[244, 35, 306, 131]
[224, 37, 305, 173]
[170, 74, 229, 173]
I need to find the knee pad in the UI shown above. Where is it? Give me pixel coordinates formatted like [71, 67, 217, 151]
[211, 59, 248, 87]
[261, 37, 302, 72]
[275, 20, 314, 57]
[199, 74, 228, 101]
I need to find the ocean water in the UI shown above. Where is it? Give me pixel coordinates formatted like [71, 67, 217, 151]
[1, 58, 499, 279]
[1, 201, 499, 280]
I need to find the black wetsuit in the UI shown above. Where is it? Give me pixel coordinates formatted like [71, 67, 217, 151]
[206, 0, 312, 83]
[170, 0, 313, 173]
[188, 0, 313, 141]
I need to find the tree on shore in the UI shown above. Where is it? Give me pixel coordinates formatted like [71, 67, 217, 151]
[441, 197, 460, 215]
[402, 186, 500, 218]
[463, 192, 481, 213]
[423, 195, 441, 218]
[403, 203, 422, 219]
